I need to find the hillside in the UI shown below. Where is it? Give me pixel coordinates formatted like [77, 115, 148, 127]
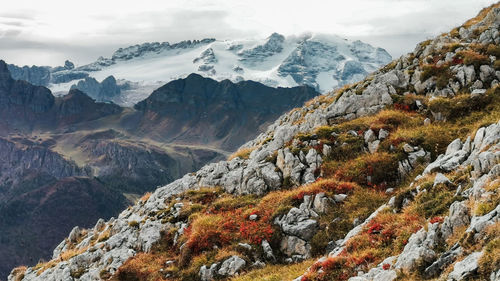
[7, 33, 391, 106]
[9, 3, 500, 281]
[0, 62, 319, 279]
[132, 73, 318, 150]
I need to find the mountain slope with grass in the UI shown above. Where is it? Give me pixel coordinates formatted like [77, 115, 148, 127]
[9, 3, 500, 281]
[0, 60, 319, 279]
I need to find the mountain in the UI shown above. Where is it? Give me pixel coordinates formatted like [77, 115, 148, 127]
[132, 73, 318, 150]
[7, 34, 391, 106]
[10, 3, 500, 281]
[0, 60, 320, 279]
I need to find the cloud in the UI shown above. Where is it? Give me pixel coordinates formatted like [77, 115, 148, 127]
[0, 0, 498, 66]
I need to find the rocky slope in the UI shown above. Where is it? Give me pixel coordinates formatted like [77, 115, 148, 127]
[7, 34, 390, 106]
[0, 58, 322, 279]
[10, 3, 500, 281]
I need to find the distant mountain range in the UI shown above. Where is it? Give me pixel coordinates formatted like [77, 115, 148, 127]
[7, 33, 391, 106]
[0, 59, 319, 278]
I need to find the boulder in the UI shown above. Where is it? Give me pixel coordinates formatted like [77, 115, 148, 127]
[217, 256, 246, 276]
[280, 235, 311, 258]
[447, 251, 482, 281]
[441, 201, 470, 240]
[364, 129, 377, 143]
[433, 173, 451, 187]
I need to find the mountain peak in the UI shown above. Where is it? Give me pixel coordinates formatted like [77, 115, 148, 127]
[0, 60, 12, 84]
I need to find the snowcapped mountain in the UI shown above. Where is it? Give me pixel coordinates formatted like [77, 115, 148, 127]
[9, 33, 391, 106]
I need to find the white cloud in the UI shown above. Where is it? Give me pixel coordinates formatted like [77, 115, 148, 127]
[0, 0, 497, 66]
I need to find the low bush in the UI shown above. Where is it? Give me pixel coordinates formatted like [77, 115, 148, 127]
[456, 50, 490, 70]
[420, 64, 452, 89]
[487, 44, 500, 57]
[428, 94, 492, 121]
[328, 152, 399, 188]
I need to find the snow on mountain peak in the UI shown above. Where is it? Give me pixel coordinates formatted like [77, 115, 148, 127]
[42, 33, 391, 106]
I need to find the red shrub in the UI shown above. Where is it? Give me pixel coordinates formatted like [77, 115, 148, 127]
[394, 103, 411, 112]
[430, 216, 444, 224]
[382, 263, 391, 270]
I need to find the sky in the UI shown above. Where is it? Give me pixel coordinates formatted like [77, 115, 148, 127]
[0, 0, 497, 67]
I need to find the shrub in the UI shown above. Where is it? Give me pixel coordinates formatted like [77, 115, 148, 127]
[420, 65, 452, 88]
[112, 253, 169, 281]
[302, 257, 358, 281]
[346, 211, 423, 258]
[389, 124, 459, 158]
[184, 214, 236, 254]
[456, 50, 490, 70]
[487, 44, 500, 57]
[326, 133, 365, 161]
[413, 186, 463, 219]
[319, 188, 387, 243]
[429, 93, 492, 121]
[315, 126, 335, 139]
[178, 203, 205, 222]
[330, 152, 399, 188]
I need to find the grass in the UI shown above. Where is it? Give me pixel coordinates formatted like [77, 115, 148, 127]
[230, 259, 315, 281]
[478, 222, 500, 278]
[111, 253, 170, 281]
[34, 246, 89, 275]
[456, 50, 490, 70]
[462, 2, 500, 28]
[9, 266, 27, 281]
[228, 147, 256, 161]
[420, 64, 452, 89]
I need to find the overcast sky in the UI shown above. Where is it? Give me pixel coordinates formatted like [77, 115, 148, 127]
[0, 0, 497, 66]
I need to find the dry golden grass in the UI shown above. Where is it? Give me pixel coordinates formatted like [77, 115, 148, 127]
[34, 246, 89, 275]
[10, 266, 27, 281]
[227, 147, 256, 161]
[230, 259, 314, 281]
[462, 2, 500, 28]
[140, 192, 152, 203]
[97, 229, 111, 242]
[110, 253, 169, 281]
